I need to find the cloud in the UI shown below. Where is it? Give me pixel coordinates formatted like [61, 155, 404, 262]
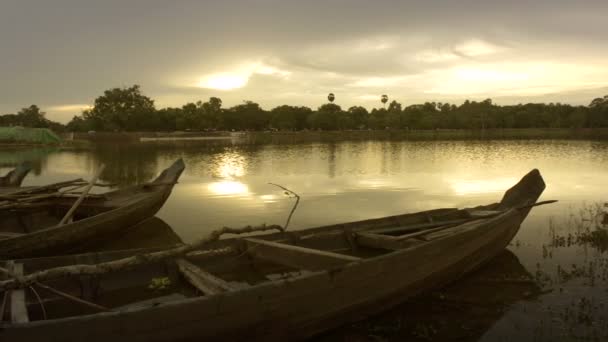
[195, 62, 291, 90]
[3, 0, 608, 122]
[453, 39, 504, 57]
[48, 104, 92, 112]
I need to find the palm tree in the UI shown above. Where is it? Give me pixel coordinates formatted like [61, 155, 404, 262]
[381, 94, 388, 108]
[328, 93, 335, 103]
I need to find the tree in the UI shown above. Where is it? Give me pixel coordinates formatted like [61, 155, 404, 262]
[327, 93, 335, 103]
[588, 95, 608, 128]
[225, 101, 270, 131]
[347, 106, 369, 129]
[309, 103, 342, 130]
[17, 105, 48, 127]
[386, 100, 403, 128]
[270, 105, 312, 130]
[200, 97, 223, 129]
[381, 94, 388, 108]
[83, 85, 155, 131]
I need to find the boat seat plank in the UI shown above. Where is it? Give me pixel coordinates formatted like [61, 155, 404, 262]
[115, 293, 186, 311]
[367, 218, 470, 235]
[355, 232, 421, 250]
[244, 238, 360, 271]
[176, 258, 235, 295]
[8, 262, 29, 323]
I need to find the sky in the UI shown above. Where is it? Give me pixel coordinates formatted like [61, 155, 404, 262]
[2, 0, 608, 123]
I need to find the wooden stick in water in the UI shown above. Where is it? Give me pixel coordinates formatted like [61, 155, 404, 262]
[58, 165, 105, 226]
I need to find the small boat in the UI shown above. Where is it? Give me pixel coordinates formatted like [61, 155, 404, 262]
[0, 169, 546, 341]
[0, 163, 32, 188]
[0, 159, 185, 258]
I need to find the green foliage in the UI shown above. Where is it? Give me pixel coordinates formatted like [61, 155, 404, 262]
[270, 105, 312, 130]
[0, 105, 63, 131]
[5, 86, 608, 133]
[148, 277, 171, 291]
[82, 85, 155, 131]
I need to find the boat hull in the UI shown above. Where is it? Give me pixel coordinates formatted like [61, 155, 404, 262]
[0, 159, 184, 259]
[2, 210, 526, 341]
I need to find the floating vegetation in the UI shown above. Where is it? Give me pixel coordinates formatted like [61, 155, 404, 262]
[545, 202, 608, 252]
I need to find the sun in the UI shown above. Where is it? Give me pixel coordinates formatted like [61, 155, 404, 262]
[198, 73, 248, 90]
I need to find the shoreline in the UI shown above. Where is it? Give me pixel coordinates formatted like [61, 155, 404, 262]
[72, 128, 608, 144]
[3, 128, 608, 147]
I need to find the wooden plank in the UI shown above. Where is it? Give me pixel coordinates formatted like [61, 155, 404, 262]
[395, 223, 463, 241]
[0, 232, 25, 239]
[367, 218, 470, 235]
[8, 262, 29, 323]
[116, 293, 186, 311]
[176, 258, 235, 295]
[245, 238, 360, 271]
[355, 232, 420, 250]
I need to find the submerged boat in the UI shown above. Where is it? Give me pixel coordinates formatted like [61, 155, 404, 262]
[0, 169, 546, 341]
[0, 159, 185, 258]
[0, 163, 32, 188]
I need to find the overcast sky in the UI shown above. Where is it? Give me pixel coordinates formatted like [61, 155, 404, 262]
[2, 0, 608, 122]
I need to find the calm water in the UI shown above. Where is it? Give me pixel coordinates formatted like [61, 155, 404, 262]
[4, 140, 608, 341]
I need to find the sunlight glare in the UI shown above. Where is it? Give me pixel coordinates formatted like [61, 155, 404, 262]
[199, 73, 248, 90]
[207, 181, 249, 196]
[450, 178, 517, 196]
[212, 152, 247, 179]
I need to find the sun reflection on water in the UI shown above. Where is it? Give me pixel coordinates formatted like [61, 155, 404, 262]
[207, 152, 250, 197]
[207, 180, 249, 196]
[449, 177, 517, 196]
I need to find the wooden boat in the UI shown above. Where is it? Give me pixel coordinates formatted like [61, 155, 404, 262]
[0, 169, 546, 341]
[319, 249, 541, 341]
[0, 163, 32, 188]
[0, 159, 185, 259]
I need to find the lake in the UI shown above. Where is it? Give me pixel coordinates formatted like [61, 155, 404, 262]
[4, 139, 608, 341]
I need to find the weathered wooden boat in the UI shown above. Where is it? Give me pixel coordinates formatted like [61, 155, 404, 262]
[0, 159, 185, 259]
[319, 249, 541, 341]
[0, 169, 547, 341]
[0, 163, 32, 188]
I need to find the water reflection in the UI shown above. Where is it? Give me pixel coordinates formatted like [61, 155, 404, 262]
[318, 250, 541, 341]
[210, 151, 247, 178]
[0, 147, 56, 176]
[207, 180, 249, 197]
[449, 177, 518, 196]
[88, 144, 160, 185]
[8, 139, 608, 340]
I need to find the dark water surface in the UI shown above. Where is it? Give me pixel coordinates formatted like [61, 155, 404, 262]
[3, 140, 608, 341]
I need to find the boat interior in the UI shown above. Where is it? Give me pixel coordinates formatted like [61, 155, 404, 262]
[1, 203, 505, 324]
[0, 161, 183, 239]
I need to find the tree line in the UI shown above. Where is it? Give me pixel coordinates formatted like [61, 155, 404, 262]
[2, 85, 608, 132]
[0, 105, 65, 132]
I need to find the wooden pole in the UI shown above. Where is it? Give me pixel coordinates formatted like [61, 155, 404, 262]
[0, 224, 283, 291]
[58, 165, 105, 226]
[34, 282, 109, 312]
[0, 178, 84, 198]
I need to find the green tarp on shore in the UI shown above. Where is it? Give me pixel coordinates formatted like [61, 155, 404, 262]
[0, 126, 61, 144]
